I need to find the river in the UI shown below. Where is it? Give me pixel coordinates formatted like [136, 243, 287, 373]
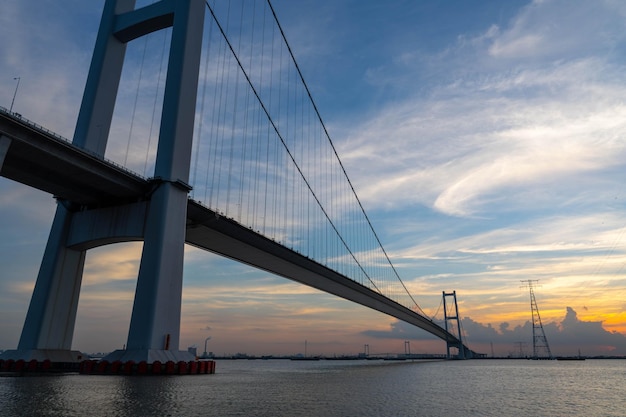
[1, 358, 624, 416]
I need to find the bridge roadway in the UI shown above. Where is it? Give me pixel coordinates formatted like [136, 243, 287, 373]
[0, 108, 471, 354]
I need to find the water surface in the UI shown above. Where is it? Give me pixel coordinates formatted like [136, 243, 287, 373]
[1, 359, 624, 416]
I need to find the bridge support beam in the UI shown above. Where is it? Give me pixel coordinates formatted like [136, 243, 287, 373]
[105, 181, 191, 364]
[0, 135, 11, 170]
[0, 202, 87, 363]
[0, 0, 205, 365]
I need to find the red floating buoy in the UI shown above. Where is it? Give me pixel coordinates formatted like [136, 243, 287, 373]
[14, 359, 25, 372]
[137, 361, 148, 375]
[123, 360, 135, 375]
[97, 360, 109, 374]
[152, 360, 162, 374]
[110, 360, 122, 374]
[165, 360, 175, 374]
[188, 360, 198, 374]
[177, 360, 188, 374]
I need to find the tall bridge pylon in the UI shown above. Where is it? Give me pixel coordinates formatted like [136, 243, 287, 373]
[443, 291, 466, 359]
[2, 0, 205, 364]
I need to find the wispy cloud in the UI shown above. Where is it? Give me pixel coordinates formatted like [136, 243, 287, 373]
[340, 60, 626, 218]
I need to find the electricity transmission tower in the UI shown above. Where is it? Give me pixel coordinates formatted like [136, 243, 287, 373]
[521, 280, 553, 359]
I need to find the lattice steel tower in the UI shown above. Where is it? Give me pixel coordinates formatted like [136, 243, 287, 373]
[521, 280, 553, 359]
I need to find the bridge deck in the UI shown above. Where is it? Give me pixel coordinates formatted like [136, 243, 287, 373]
[0, 108, 467, 351]
[0, 109, 147, 206]
[186, 200, 455, 341]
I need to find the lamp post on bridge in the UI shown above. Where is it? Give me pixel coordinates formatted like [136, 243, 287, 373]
[10, 77, 20, 113]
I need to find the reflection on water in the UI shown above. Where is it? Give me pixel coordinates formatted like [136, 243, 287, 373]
[1, 359, 625, 416]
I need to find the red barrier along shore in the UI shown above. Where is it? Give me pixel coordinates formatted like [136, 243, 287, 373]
[0, 358, 77, 374]
[78, 359, 216, 375]
[0, 358, 216, 375]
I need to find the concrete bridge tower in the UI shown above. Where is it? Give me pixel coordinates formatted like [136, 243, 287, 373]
[443, 290, 466, 359]
[1, 0, 205, 364]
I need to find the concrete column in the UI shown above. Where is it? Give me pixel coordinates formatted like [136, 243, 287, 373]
[104, 0, 205, 363]
[0, 0, 134, 364]
[0, 203, 87, 362]
[73, 0, 134, 155]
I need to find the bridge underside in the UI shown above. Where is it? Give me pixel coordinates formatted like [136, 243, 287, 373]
[186, 201, 458, 343]
[0, 112, 146, 206]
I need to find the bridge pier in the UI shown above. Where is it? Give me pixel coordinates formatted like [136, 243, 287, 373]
[0, 0, 204, 366]
[104, 180, 193, 364]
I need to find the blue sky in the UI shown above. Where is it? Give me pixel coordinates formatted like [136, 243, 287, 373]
[1, 0, 626, 358]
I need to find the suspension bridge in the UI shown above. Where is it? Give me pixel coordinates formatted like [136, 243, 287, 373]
[0, 0, 475, 366]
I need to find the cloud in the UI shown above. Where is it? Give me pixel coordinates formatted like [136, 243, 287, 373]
[333, 0, 626, 220]
[0, 2, 98, 135]
[483, 306, 626, 356]
[82, 243, 143, 286]
[340, 59, 626, 217]
[364, 307, 626, 356]
[362, 320, 439, 341]
[486, 0, 626, 61]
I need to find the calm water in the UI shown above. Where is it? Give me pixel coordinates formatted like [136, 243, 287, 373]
[1, 359, 624, 416]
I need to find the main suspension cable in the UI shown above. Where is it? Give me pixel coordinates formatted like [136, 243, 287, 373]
[204, 0, 383, 295]
[266, 0, 426, 315]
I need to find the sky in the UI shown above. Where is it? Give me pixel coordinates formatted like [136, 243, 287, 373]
[1, 0, 626, 358]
